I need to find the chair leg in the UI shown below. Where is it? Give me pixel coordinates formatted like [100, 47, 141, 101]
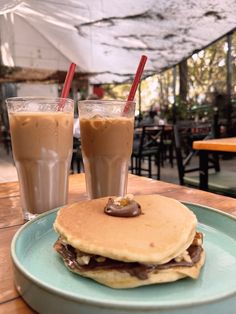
[169, 145, 174, 168]
[134, 156, 137, 174]
[148, 156, 152, 178]
[137, 157, 141, 176]
[134, 157, 137, 175]
[161, 150, 164, 167]
[130, 156, 134, 174]
[77, 156, 81, 173]
[213, 152, 220, 172]
[70, 151, 76, 174]
[156, 153, 161, 180]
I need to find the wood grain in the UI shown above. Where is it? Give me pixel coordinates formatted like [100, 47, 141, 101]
[0, 226, 21, 303]
[0, 298, 35, 313]
[193, 137, 236, 152]
[0, 197, 23, 228]
[1, 173, 236, 313]
[0, 181, 19, 199]
[162, 186, 236, 215]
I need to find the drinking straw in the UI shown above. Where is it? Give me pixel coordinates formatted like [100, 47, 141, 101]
[61, 63, 76, 98]
[127, 55, 147, 102]
[58, 62, 76, 110]
[124, 55, 147, 113]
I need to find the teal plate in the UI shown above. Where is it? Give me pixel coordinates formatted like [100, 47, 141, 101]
[11, 202, 236, 314]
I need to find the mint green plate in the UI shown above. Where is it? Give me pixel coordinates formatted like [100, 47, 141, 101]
[11, 202, 236, 314]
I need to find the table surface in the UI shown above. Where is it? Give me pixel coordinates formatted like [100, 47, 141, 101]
[1, 173, 236, 313]
[193, 137, 236, 152]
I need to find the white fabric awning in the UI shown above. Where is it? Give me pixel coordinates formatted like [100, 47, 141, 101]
[0, 0, 235, 83]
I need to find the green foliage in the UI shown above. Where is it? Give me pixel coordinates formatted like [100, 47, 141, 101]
[103, 83, 131, 101]
[103, 31, 236, 122]
[188, 37, 227, 101]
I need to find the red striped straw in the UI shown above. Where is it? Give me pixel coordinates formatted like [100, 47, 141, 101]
[58, 62, 76, 110]
[124, 55, 147, 113]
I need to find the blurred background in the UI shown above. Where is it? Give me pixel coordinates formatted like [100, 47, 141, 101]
[0, 0, 236, 185]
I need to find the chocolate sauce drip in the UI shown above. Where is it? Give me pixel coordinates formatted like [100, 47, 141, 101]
[54, 233, 203, 280]
[104, 197, 142, 217]
[54, 240, 78, 270]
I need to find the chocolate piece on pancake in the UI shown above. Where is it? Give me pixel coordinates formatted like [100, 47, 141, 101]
[53, 194, 205, 289]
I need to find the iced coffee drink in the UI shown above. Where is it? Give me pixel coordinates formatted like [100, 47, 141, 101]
[7, 98, 74, 220]
[78, 100, 135, 199]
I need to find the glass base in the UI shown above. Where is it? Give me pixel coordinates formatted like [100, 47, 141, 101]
[23, 211, 38, 221]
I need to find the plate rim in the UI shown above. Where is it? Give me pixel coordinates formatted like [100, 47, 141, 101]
[11, 201, 236, 310]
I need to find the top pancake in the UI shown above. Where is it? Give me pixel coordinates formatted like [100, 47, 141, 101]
[54, 194, 197, 264]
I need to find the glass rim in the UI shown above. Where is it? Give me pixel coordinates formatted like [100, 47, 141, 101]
[78, 99, 135, 105]
[6, 97, 74, 104]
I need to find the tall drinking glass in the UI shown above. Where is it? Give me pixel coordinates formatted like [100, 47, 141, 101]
[78, 100, 135, 199]
[6, 97, 74, 220]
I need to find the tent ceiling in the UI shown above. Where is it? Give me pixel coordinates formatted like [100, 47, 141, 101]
[0, 0, 236, 84]
[0, 66, 89, 84]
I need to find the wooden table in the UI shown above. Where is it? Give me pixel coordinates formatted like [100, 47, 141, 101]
[193, 137, 236, 190]
[1, 173, 236, 313]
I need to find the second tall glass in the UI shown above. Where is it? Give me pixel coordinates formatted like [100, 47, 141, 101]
[78, 100, 135, 199]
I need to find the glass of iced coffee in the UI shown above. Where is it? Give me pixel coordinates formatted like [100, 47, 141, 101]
[78, 100, 135, 199]
[6, 97, 74, 220]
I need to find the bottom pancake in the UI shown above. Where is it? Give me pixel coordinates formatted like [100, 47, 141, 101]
[54, 233, 205, 289]
[59, 249, 205, 289]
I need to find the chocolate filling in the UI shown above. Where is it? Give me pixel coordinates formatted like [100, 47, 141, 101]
[104, 197, 142, 217]
[54, 233, 203, 280]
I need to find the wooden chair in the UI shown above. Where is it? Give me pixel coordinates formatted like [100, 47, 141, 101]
[70, 138, 83, 173]
[130, 125, 162, 179]
[160, 125, 174, 167]
[173, 124, 236, 197]
[1, 127, 12, 155]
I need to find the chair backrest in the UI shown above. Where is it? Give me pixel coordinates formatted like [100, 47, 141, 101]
[173, 125, 186, 185]
[138, 125, 163, 155]
[173, 123, 212, 185]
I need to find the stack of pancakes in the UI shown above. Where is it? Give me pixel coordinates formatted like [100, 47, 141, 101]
[54, 194, 205, 288]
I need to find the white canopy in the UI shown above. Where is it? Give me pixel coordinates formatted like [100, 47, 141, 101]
[0, 0, 235, 83]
